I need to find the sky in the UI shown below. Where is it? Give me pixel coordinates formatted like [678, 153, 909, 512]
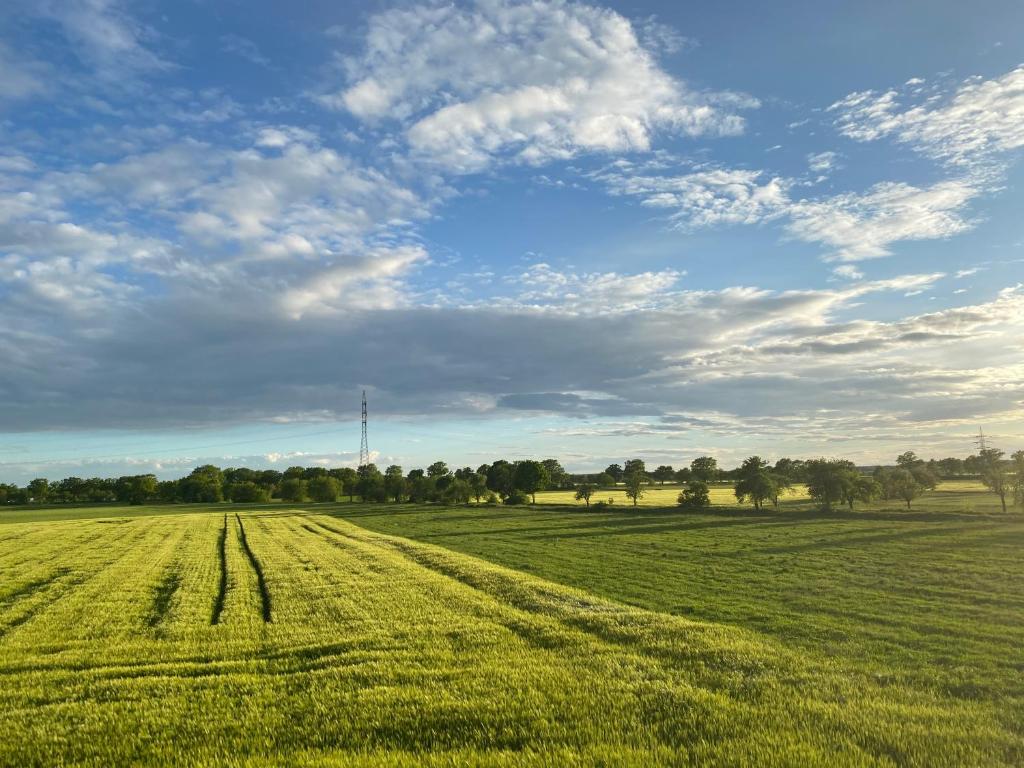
[1, 0, 1023, 483]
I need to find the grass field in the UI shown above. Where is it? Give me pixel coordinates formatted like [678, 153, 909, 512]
[0, 486, 1021, 765]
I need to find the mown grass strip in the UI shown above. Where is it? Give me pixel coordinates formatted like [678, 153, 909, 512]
[211, 515, 228, 625]
[235, 513, 272, 623]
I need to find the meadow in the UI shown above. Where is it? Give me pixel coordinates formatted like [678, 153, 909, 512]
[0, 484, 1021, 765]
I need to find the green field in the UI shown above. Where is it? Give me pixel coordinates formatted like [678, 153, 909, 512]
[1, 486, 1021, 765]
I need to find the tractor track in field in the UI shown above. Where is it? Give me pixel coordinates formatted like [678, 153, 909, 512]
[147, 566, 181, 632]
[236, 514, 272, 623]
[211, 515, 228, 625]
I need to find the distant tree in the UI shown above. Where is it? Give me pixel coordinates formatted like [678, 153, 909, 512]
[357, 464, 386, 502]
[623, 459, 646, 478]
[772, 457, 805, 482]
[804, 459, 857, 512]
[890, 469, 924, 509]
[604, 464, 624, 483]
[673, 467, 692, 483]
[1012, 450, 1024, 510]
[733, 456, 776, 510]
[27, 478, 50, 503]
[842, 476, 881, 511]
[936, 457, 965, 478]
[690, 456, 719, 483]
[427, 461, 450, 478]
[768, 473, 793, 509]
[910, 464, 939, 490]
[541, 459, 568, 489]
[575, 484, 595, 507]
[513, 460, 549, 503]
[308, 476, 341, 503]
[469, 472, 488, 503]
[623, 470, 646, 507]
[651, 465, 675, 485]
[595, 472, 615, 488]
[227, 481, 270, 503]
[896, 451, 922, 468]
[283, 466, 305, 480]
[677, 480, 710, 510]
[453, 466, 475, 481]
[179, 465, 224, 503]
[443, 478, 472, 504]
[486, 460, 515, 499]
[279, 477, 307, 502]
[384, 465, 406, 502]
[406, 474, 435, 503]
[978, 448, 1010, 512]
[329, 467, 358, 501]
[116, 474, 158, 505]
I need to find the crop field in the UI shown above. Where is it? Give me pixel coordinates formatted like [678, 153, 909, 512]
[1, 495, 1022, 766]
[534, 483, 810, 507]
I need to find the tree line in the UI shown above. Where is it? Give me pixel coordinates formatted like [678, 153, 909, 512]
[2, 449, 1021, 512]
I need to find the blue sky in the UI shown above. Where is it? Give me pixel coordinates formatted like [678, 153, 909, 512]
[1, 0, 1022, 483]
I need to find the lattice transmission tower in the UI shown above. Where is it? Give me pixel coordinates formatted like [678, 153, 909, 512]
[974, 428, 988, 453]
[359, 390, 370, 468]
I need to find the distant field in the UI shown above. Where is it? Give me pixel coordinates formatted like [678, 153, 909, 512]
[0, 485, 1021, 765]
[535, 482, 810, 507]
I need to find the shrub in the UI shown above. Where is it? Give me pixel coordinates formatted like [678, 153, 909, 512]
[504, 490, 529, 505]
[677, 480, 710, 510]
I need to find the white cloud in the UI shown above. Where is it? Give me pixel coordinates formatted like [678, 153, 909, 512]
[830, 64, 1024, 167]
[786, 179, 979, 261]
[324, 0, 754, 172]
[37, 0, 171, 81]
[832, 265, 863, 280]
[598, 164, 978, 261]
[599, 166, 791, 228]
[807, 150, 840, 174]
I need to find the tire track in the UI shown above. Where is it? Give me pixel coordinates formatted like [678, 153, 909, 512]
[236, 514, 271, 623]
[210, 515, 228, 625]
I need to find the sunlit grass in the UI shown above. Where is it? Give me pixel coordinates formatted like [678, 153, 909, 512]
[0, 488, 1020, 765]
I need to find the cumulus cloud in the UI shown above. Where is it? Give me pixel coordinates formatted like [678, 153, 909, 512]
[324, 0, 754, 171]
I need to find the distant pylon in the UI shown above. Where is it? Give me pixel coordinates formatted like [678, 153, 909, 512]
[359, 390, 370, 468]
[974, 428, 988, 453]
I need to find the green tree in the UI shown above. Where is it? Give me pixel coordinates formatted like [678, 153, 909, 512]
[469, 472, 488, 503]
[1011, 450, 1024, 510]
[541, 459, 568, 489]
[677, 480, 710, 510]
[690, 456, 719, 483]
[843, 476, 881, 511]
[443, 478, 471, 504]
[595, 472, 615, 488]
[384, 465, 406, 502]
[227, 481, 270, 503]
[308, 475, 341, 503]
[804, 459, 857, 512]
[179, 465, 224, 503]
[427, 461, 450, 478]
[651, 465, 675, 484]
[513, 460, 549, 503]
[889, 469, 923, 509]
[734, 456, 777, 510]
[604, 464, 624, 483]
[486, 460, 515, 499]
[27, 478, 50, 503]
[575, 484, 595, 507]
[978, 448, 1009, 512]
[117, 474, 158, 505]
[357, 464, 386, 502]
[623, 470, 646, 507]
[279, 477, 306, 502]
[896, 451, 922, 468]
[623, 459, 646, 478]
